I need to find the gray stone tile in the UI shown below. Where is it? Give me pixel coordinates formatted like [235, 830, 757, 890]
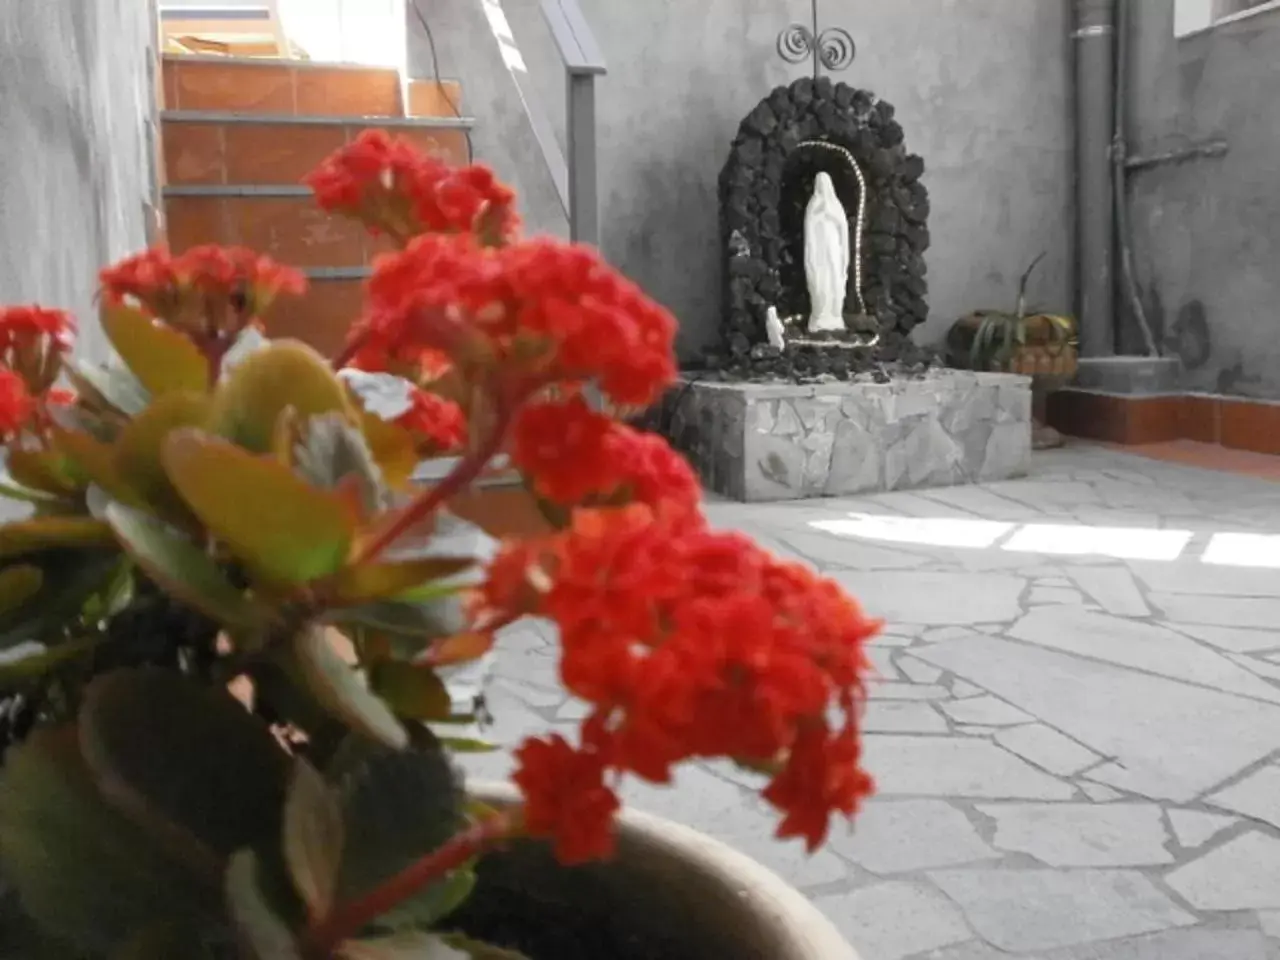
[1047, 929, 1269, 960]
[916, 636, 1280, 802]
[829, 571, 1026, 625]
[928, 868, 1195, 952]
[940, 695, 1034, 727]
[978, 802, 1173, 866]
[1029, 586, 1088, 605]
[1258, 910, 1280, 938]
[1132, 560, 1280, 598]
[1068, 566, 1152, 617]
[1167, 809, 1238, 849]
[951, 679, 984, 699]
[867, 681, 950, 701]
[1167, 622, 1280, 654]
[1150, 593, 1280, 631]
[1166, 833, 1280, 910]
[864, 735, 1074, 799]
[995, 724, 1101, 776]
[833, 799, 998, 874]
[1006, 606, 1280, 704]
[926, 626, 988, 643]
[814, 881, 973, 960]
[1081, 782, 1124, 802]
[1230, 653, 1280, 683]
[776, 530, 930, 570]
[863, 701, 948, 734]
[1206, 766, 1280, 830]
[866, 645, 900, 679]
[898, 655, 945, 684]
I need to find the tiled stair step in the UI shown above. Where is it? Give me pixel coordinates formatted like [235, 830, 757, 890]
[163, 182, 411, 270]
[162, 112, 474, 187]
[265, 266, 369, 357]
[162, 54, 464, 119]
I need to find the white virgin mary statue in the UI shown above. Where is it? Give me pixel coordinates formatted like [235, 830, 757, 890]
[803, 171, 850, 334]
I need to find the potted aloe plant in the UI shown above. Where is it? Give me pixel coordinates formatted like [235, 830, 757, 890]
[946, 253, 1077, 450]
[0, 132, 876, 960]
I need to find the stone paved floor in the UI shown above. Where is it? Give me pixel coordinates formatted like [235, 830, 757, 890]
[461, 443, 1280, 959]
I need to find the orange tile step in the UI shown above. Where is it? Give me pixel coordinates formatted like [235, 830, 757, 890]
[162, 54, 465, 119]
[262, 267, 368, 358]
[162, 112, 473, 187]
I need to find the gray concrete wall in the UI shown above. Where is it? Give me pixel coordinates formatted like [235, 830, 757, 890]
[1127, 1, 1280, 398]
[0, 0, 157, 362]
[407, 0, 1074, 359]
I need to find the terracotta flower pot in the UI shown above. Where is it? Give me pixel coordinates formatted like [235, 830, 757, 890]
[447, 782, 861, 960]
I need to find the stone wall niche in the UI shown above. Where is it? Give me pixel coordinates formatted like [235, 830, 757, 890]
[717, 76, 931, 381]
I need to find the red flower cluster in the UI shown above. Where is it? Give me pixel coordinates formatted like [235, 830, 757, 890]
[0, 369, 34, 440]
[490, 504, 880, 863]
[0, 306, 76, 394]
[353, 234, 677, 409]
[394, 386, 467, 454]
[100, 245, 305, 338]
[306, 130, 519, 245]
[510, 396, 699, 517]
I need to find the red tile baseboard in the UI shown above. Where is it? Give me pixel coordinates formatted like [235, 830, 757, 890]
[1047, 389, 1280, 454]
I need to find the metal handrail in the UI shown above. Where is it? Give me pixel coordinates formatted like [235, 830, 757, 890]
[478, 0, 606, 245]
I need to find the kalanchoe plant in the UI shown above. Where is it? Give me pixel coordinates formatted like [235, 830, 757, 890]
[0, 129, 880, 959]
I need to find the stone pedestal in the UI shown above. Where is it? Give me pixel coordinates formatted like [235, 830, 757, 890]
[661, 371, 1032, 502]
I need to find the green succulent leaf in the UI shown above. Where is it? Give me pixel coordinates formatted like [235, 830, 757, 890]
[162, 429, 356, 585]
[0, 727, 217, 954]
[332, 556, 474, 607]
[0, 564, 43, 615]
[282, 759, 345, 920]
[69, 359, 151, 417]
[104, 502, 263, 630]
[225, 850, 303, 960]
[101, 305, 210, 398]
[368, 662, 454, 721]
[438, 737, 501, 754]
[0, 516, 116, 560]
[329, 732, 470, 929]
[113, 392, 212, 517]
[79, 669, 291, 860]
[293, 625, 407, 750]
[108, 923, 218, 960]
[0, 636, 100, 688]
[0, 551, 122, 651]
[211, 340, 353, 454]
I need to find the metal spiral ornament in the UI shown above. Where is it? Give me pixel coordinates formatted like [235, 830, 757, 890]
[776, 0, 856, 79]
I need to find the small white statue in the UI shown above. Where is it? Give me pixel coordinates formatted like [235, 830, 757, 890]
[803, 171, 850, 334]
[765, 306, 787, 351]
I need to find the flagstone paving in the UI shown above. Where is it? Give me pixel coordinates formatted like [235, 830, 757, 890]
[463, 443, 1280, 959]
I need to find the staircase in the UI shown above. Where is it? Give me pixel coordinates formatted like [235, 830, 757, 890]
[159, 53, 473, 356]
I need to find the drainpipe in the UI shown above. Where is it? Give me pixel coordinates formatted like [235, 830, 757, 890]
[1073, 0, 1116, 358]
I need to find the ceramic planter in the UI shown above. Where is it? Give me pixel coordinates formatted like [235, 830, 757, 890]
[447, 782, 861, 960]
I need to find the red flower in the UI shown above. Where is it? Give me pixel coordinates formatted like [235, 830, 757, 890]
[512, 733, 620, 864]
[510, 397, 618, 504]
[0, 307, 76, 393]
[510, 397, 700, 518]
[605, 427, 701, 519]
[394, 387, 467, 453]
[354, 234, 677, 409]
[306, 130, 519, 244]
[0, 369, 35, 439]
[100, 246, 304, 339]
[762, 721, 874, 850]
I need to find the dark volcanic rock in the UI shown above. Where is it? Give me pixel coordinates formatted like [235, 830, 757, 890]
[711, 76, 931, 384]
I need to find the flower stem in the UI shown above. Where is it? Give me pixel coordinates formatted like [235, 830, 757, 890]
[306, 812, 515, 953]
[353, 412, 512, 564]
